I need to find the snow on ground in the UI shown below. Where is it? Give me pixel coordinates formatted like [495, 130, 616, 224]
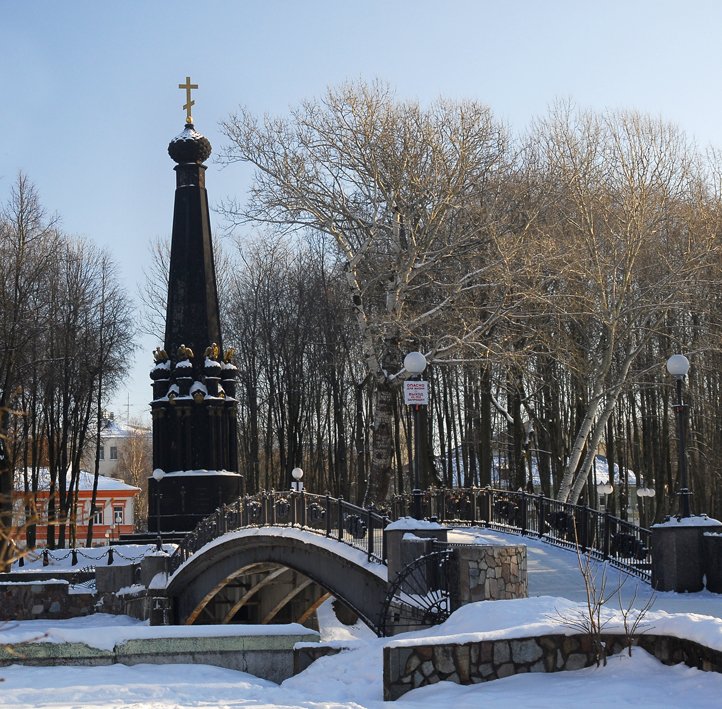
[0, 614, 316, 651]
[2, 528, 722, 707]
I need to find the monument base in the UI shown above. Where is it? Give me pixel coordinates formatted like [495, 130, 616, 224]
[149, 471, 243, 533]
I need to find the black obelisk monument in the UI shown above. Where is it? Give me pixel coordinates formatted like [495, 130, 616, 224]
[148, 77, 241, 532]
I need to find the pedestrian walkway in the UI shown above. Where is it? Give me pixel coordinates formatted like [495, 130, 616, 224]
[451, 527, 722, 620]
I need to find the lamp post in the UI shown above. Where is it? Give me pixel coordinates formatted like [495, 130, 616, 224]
[152, 468, 166, 551]
[291, 467, 304, 492]
[666, 354, 691, 518]
[404, 351, 428, 519]
[636, 485, 655, 527]
[596, 469, 613, 511]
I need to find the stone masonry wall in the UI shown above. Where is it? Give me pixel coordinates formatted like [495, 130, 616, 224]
[451, 544, 527, 608]
[0, 582, 95, 621]
[383, 633, 722, 700]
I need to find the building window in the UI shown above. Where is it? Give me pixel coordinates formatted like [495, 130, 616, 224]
[110, 446, 118, 460]
[113, 505, 124, 525]
[99, 447, 104, 460]
[93, 506, 103, 525]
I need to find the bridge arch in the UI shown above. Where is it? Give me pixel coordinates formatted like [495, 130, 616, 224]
[166, 527, 389, 632]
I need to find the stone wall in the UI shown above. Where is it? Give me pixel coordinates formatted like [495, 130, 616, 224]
[293, 644, 344, 674]
[0, 581, 95, 621]
[1, 556, 169, 624]
[383, 633, 722, 700]
[450, 544, 526, 609]
[0, 631, 320, 683]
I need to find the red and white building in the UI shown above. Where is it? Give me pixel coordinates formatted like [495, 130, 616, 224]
[13, 469, 141, 548]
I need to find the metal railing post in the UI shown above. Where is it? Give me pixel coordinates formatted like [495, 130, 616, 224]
[325, 494, 332, 537]
[338, 497, 344, 542]
[603, 511, 611, 560]
[382, 518, 389, 562]
[580, 505, 589, 552]
[367, 507, 374, 561]
[538, 494, 545, 538]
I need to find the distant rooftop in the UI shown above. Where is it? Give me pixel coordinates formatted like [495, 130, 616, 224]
[100, 416, 150, 438]
[15, 468, 140, 493]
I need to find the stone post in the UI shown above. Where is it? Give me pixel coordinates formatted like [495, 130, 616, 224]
[384, 522, 448, 583]
[651, 516, 722, 592]
[449, 544, 527, 611]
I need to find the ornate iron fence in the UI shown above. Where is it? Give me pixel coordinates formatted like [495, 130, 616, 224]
[168, 487, 652, 581]
[168, 491, 390, 574]
[392, 488, 651, 580]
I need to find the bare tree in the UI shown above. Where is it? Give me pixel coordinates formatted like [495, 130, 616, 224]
[219, 81, 521, 504]
[113, 421, 151, 531]
[529, 105, 716, 503]
[138, 236, 170, 339]
[0, 174, 59, 569]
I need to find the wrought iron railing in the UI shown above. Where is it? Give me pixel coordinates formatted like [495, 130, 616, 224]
[390, 488, 652, 580]
[168, 487, 652, 581]
[168, 491, 390, 574]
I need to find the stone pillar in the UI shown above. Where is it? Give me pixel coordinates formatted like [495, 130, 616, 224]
[384, 523, 448, 582]
[140, 552, 170, 588]
[141, 553, 171, 626]
[651, 517, 722, 592]
[449, 544, 527, 611]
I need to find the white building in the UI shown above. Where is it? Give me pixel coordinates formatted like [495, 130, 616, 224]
[90, 415, 151, 479]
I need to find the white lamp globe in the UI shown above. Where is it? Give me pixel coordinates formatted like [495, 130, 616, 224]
[291, 467, 304, 481]
[666, 354, 690, 378]
[404, 351, 427, 375]
[152, 468, 166, 482]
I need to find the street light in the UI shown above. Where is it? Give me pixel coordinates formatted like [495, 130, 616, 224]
[596, 481, 614, 496]
[596, 476, 613, 513]
[666, 354, 691, 517]
[404, 351, 428, 519]
[636, 485, 655, 527]
[152, 468, 166, 550]
[636, 486, 655, 498]
[291, 467, 304, 492]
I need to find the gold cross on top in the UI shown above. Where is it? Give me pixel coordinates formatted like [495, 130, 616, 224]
[179, 76, 198, 124]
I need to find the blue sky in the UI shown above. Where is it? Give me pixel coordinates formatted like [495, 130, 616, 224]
[2, 0, 722, 423]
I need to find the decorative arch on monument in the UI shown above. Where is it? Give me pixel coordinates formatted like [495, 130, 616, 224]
[166, 530, 388, 633]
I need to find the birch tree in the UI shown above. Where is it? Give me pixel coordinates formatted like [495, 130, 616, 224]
[531, 106, 716, 503]
[219, 80, 516, 503]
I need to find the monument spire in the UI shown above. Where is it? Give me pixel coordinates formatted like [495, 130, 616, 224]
[148, 78, 241, 534]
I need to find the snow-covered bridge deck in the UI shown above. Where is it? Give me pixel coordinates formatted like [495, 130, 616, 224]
[454, 527, 722, 619]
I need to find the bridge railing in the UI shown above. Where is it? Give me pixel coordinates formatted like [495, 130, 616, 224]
[168, 491, 390, 574]
[389, 487, 651, 581]
[168, 486, 651, 581]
